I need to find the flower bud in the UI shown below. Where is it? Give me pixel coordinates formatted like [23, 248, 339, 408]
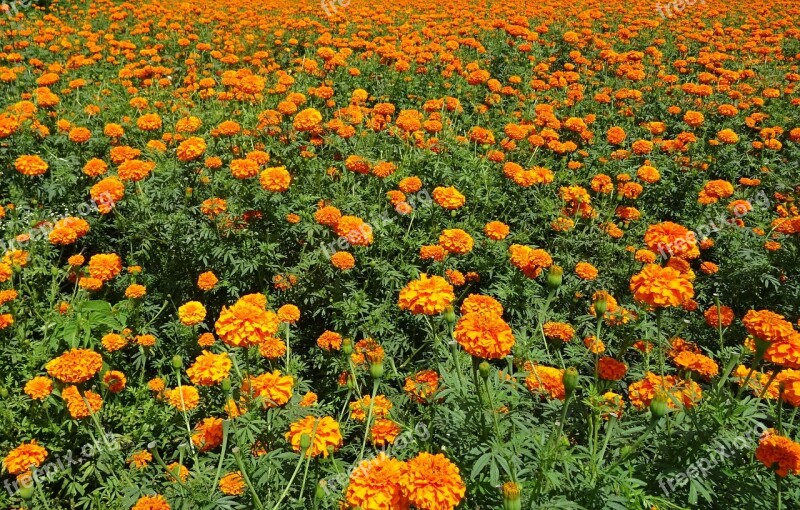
[650, 393, 669, 419]
[563, 367, 579, 397]
[300, 433, 312, 450]
[19, 485, 35, 500]
[221, 378, 232, 392]
[443, 306, 456, 325]
[479, 361, 491, 381]
[370, 360, 384, 379]
[171, 355, 183, 369]
[315, 480, 326, 501]
[0, 387, 7, 398]
[546, 265, 563, 290]
[593, 295, 608, 316]
[346, 373, 356, 390]
[342, 338, 353, 355]
[502, 481, 521, 510]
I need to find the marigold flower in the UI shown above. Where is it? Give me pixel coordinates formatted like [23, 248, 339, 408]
[191, 417, 224, 452]
[45, 348, 103, 383]
[197, 271, 218, 290]
[178, 301, 207, 326]
[165, 386, 200, 411]
[331, 251, 355, 270]
[132, 495, 170, 510]
[260, 166, 291, 192]
[629, 264, 694, 308]
[398, 274, 455, 316]
[438, 229, 473, 254]
[597, 357, 628, 380]
[454, 312, 515, 359]
[756, 430, 800, 477]
[3, 440, 48, 476]
[186, 351, 231, 386]
[24, 376, 53, 400]
[14, 155, 48, 176]
[62, 385, 103, 419]
[219, 472, 246, 496]
[432, 186, 465, 210]
[525, 363, 565, 399]
[346, 454, 408, 510]
[508, 244, 552, 278]
[400, 452, 465, 510]
[628, 372, 702, 410]
[285, 415, 342, 457]
[103, 370, 127, 393]
[277, 304, 300, 323]
[242, 370, 293, 407]
[215, 294, 280, 347]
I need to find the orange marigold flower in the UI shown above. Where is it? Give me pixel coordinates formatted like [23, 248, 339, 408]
[350, 394, 393, 422]
[219, 472, 246, 496]
[438, 229, 473, 254]
[178, 301, 207, 326]
[484, 221, 509, 240]
[400, 452, 465, 510]
[346, 453, 408, 510]
[132, 495, 170, 510]
[454, 312, 515, 359]
[331, 251, 355, 270]
[508, 244, 552, 278]
[24, 376, 53, 400]
[405, 370, 439, 403]
[14, 155, 48, 176]
[756, 430, 800, 477]
[197, 271, 219, 290]
[432, 186, 465, 210]
[627, 372, 702, 410]
[62, 385, 103, 419]
[260, 166, 291, 192]
[186, 351, 231, 386]
[460, 294, 503, 316]
[398, 274, 455, 316]
[525, 363, 565, 399]
[629, 264, 694, 308]
[242, 370, 293, 407]
[176, 137, 207, 161]
[597, 357, 628, 381]
[317, 330, 343, 351]
[165, 386, 200, 411]
[575, 262, 598, 280]
[191, 417, 224, 452]
[277, 304, 300, 323]
[45, 348, 103, 383]
[2, 440, 48, 476]
[285, 415, 342, 458]
[215, 294, 280, 347]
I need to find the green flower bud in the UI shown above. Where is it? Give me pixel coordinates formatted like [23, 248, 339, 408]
[650, 393, 669, 419]
[300, 433, 312, 450]
[19, 485, 35, 500]
[171, 355, 183, 369]
[443, 306, 456, 325]
[370, 360, 384, 380]
[502, 481, 522, 510]
[479, 361, 491, 381]
[546, 265, 563, 290]
[342, 338, 353, 355]
[221, 378, 232, 392]
[593, 295, 608, 316]
[563, 367, 579, 397]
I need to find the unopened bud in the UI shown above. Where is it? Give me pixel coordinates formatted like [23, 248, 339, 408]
[593, 295, 608, 316]
[443, 306, 456, 325]
[546, 265, 563, 290]
[171, 355, 183, 369]
[300, 433, 312, 450]
[479, 361, 491, 381]
[221, 378, 232, 392]
[563, 367, 579, 397]
[650, 393, 669, 419]
[502, 481, 522, 510]
[342, 338, 353, 355]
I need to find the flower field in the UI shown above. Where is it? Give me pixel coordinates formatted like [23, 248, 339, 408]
[2, 0, 800, 508]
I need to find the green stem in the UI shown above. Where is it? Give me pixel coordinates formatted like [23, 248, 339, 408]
[234, 448, 266, 510]
[358, 380, 379, 461]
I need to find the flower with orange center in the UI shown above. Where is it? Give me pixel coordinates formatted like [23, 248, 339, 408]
[756, 430, 800, 478]
[132, 495, 170, 510]
[508, 244, 553, 278]
[45, 348, 103, 383]
[285, 415, 342, 458]
[293, 108, 323, 132]
[627, 372, 702, 410]
[260, 166, 291, 192]
[90, 177, 125, 213]
[331, 251, 355, 270]
[400, 452, 465, 510]
[460, 294, 503, 316]
[24, 376, 53, 400]
[317, 330, 343, 351]
[259, 337, 287, 359]
[103, 370, 127, 393]
[335, 216, 373, 246]
[743, 309, 796, 344]
[404, 370, 440, 403]
[525, 363, 565, 400]
[629, 264, 694, 308]
[101, 333, 127, 352]
[483, 221, 509, 240]
[350, 394, 393, 422]
[277, 304, 300, 324]
[176, 137, 207, 162]
[438, 229, 473, 254]
[118, 159, 155, 182]
[643, 222, 698, 259]
[164, 386, 200, 411]
[191, 417, 223, 452]
[314, 205, 341, 227]
[197, 271, 218, 290]
[542, 322, 574, 342]
[88, 253, 122, 282]
[398, 274, 454, 316]
[432, 186, 465, 210]
[219, 472, 246, 496]
[178, 301, 206, 326]
[14, 155, 48, 176]
[454, 312, 515, 359]
[125, 284, 146, 299]
[242, 370, 293, 407]
[584, 335, 605, 354]
[597, 357, 628, 381]
[673, 351, 719, 379]
[62, 385, 103, 419]
[346, 453, 409, 510]
[128, 450, 152, 469]
[186, 351, 231, 386]
[229, 158, 259, 179]
[3, 440, 48, 476]
[215, 294, 280, 347]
